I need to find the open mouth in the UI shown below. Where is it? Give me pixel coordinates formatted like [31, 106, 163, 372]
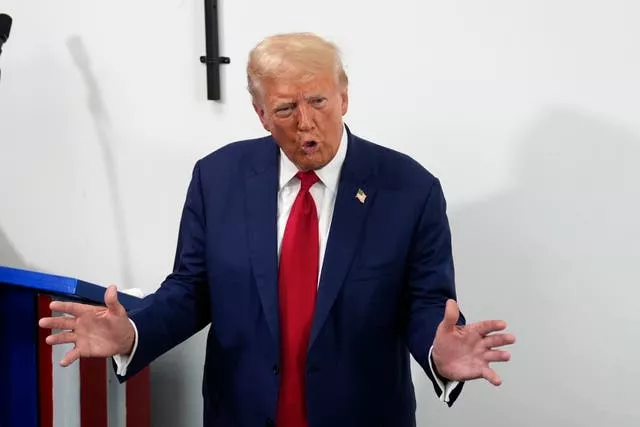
[301, 140, 319, 154]
[303, 140, 318, 148]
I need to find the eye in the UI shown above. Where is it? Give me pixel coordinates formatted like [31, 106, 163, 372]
[275, 105, 294, 117]
[311, 98, 327, 107]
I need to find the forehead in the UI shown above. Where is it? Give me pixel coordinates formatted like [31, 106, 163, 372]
[261, 73, 337, 101]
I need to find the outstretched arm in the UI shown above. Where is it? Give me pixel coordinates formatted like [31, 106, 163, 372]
[117, 160, 212, 379]
[404, 178, 515, 406]
[403, 178, 465, 405]
[39, 161, 212, 379]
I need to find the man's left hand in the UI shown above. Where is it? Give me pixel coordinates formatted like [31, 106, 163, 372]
[431, 299, 515, 386]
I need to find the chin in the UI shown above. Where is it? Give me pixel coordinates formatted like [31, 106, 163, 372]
[301, 154, 328, 170]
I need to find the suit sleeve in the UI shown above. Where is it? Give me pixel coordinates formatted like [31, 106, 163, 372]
[115, 161, 211, 381]
[404, 178, 465, 406]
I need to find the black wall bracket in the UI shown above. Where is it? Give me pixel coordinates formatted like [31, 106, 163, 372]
[201, 0, 229, 101]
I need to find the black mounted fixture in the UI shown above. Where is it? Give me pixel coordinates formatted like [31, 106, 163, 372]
[200, 0, 229, 101]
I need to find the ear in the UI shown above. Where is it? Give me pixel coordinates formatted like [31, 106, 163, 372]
[253, 101, 271, 132]
[340, 88, 349, 116]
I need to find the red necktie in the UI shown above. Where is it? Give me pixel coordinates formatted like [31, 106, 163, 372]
[277, 171, 320, 427]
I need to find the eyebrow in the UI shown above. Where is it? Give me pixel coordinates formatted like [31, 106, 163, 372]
[274, 95, 324, 110]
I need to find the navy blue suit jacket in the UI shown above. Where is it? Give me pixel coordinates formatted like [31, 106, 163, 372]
[118, 126, 465, 426]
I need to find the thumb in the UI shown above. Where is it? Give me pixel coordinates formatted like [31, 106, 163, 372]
[104, 285, 124, 315]
[441, 299, 460, 330]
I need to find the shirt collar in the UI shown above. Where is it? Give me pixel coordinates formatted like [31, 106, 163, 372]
[278, 124, 348, 193]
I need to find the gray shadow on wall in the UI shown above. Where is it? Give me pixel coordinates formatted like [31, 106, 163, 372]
[417, 108, 640, 426]
[66, 36, 210, 427]
[0, 228, 28, 270]
[66, 36, 134, 289]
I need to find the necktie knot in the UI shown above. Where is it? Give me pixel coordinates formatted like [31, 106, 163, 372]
[296, 170, 319, 193]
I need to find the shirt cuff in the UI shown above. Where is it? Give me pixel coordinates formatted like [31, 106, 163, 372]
[112, 318, 139, 376]
[428, 345, 460, 403]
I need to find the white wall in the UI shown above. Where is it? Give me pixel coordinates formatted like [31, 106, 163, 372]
[1, 1, 639, 426]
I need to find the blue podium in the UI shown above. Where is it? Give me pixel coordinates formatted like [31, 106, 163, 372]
[0, 266, 149, 427]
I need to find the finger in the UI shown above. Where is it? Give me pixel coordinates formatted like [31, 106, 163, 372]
[46, 332, 77, 346]
[104, 285, 124, 316]
[39, 316, 76, 330]
[484, 350, 511, 363]
[483, 333, 516, 349]
[49, 300, 87, 317]
[474, 319, 507, 336]
[482, 366, 502, 386]
[441, 299, 460, 330]
[60, 347, 81, 367]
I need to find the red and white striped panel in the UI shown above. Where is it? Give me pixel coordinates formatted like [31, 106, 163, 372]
[38, 295, 150, 427]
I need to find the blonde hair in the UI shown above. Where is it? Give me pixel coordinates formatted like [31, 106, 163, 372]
[246, 32, 348, 101]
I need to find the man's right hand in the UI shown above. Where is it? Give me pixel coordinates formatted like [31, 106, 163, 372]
[38, 285, 135, 367]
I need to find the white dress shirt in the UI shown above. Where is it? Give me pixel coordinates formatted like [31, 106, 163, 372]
[115, 124, 458, 402]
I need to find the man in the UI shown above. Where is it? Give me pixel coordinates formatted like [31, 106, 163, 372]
[39, 32, 515, 426]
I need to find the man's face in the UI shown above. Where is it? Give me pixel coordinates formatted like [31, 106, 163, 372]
[253, 72, 348, 172]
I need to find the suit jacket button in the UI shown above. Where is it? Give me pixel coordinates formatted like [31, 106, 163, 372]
[265, 418, 275, 427]
[272, 364, 279, 375]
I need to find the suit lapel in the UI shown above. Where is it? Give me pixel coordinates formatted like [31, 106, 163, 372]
[309, 132, 377, 349]
[245, 140, 281, 346]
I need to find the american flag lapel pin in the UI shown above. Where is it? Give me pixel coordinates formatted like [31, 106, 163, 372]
[355, 188, 367, 204]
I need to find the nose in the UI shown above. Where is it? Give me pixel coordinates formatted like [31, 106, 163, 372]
[296, 104, 315, 131]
